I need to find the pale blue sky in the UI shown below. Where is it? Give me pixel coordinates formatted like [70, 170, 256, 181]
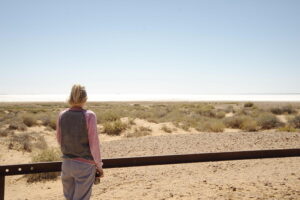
[0, 0, 299, 95]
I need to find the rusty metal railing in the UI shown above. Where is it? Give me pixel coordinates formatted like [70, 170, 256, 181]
[1, 148, 300, 200]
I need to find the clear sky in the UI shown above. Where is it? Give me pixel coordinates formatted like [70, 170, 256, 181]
[0, 0, 299, 95]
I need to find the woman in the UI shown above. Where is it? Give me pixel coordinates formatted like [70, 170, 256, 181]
[56, 84, 104, 200]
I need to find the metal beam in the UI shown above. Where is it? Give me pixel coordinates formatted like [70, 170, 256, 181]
[1, 148, 299, 176]
[0, 175, 4, 200]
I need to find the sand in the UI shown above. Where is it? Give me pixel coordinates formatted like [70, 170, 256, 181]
[1, 126, 300, 200]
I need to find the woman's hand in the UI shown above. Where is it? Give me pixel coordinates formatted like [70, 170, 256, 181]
[96, 168, 104, 178]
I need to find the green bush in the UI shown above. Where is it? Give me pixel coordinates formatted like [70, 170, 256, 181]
[103, 120, 127, 135]
[257, 113, 281, 129]
[25, 148, 61, 183]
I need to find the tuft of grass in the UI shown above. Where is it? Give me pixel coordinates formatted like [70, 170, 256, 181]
[103, 119, 127, 135]
[126, 126, 152, 137]
[257, 113, 281, 129]
[25, 148, 61, 183]
[161, 125, 173, 133]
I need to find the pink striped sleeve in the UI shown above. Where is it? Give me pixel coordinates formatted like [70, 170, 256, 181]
[86, 111, 103, 170]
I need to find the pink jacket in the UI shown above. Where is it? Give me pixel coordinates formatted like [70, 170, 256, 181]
[56, 107, 103, 170]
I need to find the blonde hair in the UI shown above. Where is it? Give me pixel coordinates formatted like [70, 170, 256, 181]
[68, 84, 88, 106]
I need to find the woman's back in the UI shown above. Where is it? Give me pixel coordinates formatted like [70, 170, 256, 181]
[60, 108, 94, 161]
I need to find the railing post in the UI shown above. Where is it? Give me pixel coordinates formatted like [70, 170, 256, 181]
[0, 175, 4, 200]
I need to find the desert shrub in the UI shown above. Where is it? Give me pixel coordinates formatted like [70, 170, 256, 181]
[196, 120, 225, 132]
[223, 115, 245, 129]
[224, 105, 234, 113]
[270, 105, 296, 115]
[8, 133, 33, 152]
[103, 120, 127, 135]
[215, 111, 226, 119]
[0, 129, 10, 137]
[126, 126, 152, 137]
[270, 107, 283, 115]
[281, 105, 296, 114]
[34, 135, 49, 150]
[25, 148, 61, 183]
[98, 111, 120, 123]
[8, 121, 27, 131]
[240, 118, 258, 132]
[244, 102, 254, 107]
[21, 113, 36, 127]
[289, 115, 300, 128]
[277, 125, 297, 132]
[174, 122, 191, 131]
[128, 118, 136, 125]
[195, 105, 216, 117]
[37, 113, 57, 130]
[161, 125, 172, 133]
[257, 113, 281, 129]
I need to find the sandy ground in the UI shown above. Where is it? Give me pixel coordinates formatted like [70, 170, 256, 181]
[1, 126, 299, 200]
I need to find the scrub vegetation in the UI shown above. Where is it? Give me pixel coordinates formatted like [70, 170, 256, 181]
[0, 102, 299, 138]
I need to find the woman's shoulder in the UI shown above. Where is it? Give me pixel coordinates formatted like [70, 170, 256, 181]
[84, 109, 97, 118]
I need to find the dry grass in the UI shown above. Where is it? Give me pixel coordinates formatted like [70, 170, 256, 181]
[8, 132, 49, 152]
[196, 120, 225, 132]
[8, 133, 33, 152]
[289, 115, 300, 128]
[103, 120, 127, 135]
[126, 126, 152, 137]
[21, 113, 37, 127]
[257, 113, 282, 129]
[25, 148, 61, 183]
[161, 125, 173, 133]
